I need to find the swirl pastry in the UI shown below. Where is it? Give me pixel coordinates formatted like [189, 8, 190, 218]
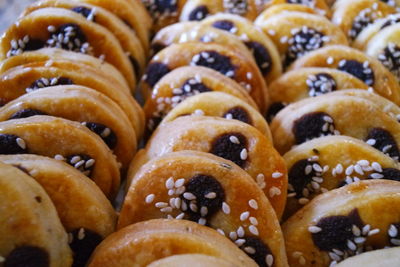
[271, 93, 400, 157]
[262, 0, 331, 17]
[332, 0, 396, 41]
[0, 8, 136, 89]
[267, 68, 370, 121]
[141, 0, 187, 32]
[0, 154, 117, 267]
[22, 0, 146, 77]
[200, 13, 282, 84]
[0, 161, 72, 267]
[289, 45, 400, 105]
[254, 11, 348, 69]
[161, 92, 271, 139]
[143, 66, 257, 132]
[283, 135, 400, 219]
[131, 116, 287, 218]
[336, 247, 400, 267]
[0, 115, 120, 198]
[141, 42, 269, 113]
[283, 180, 400, 266]
[148, 254, 239, 267]
[180, 0, 259, 22]
[120, 151, 287, 266]
[88, 219, 259, 267]
[0, 85, 136, 169]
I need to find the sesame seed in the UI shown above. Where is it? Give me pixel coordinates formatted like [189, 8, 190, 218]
[240, 211, 250, 221]
[345, 165, 354, 176]
[391, 238, 400, 245]
[329, 252, 341, 262]
[200, 206, 208, 217]
[145, 194, 155, 204]
[240, 148, 248, 160]
[237, 226, 245, 237]
[272, 172, 283, 179]
[308, 226, 322, 233]
[389, 224, 398, 237]
[190, 203, 198, 212]
[225, 113, 233, 120]
[217, 229, 225, 236]
[248, 199, 258, 210]
[229, 135, 240, 144]
[78, 228, 85, 240]
[222, 202, 231, 214]
[74, 160, 85, 169]
[352, 225, 361, 236]
[332, 249, 344, 256]
[244, 246, 256, 254]
[249, 225, 259, 236]
[54, 154, 65, 161]
[205, 192, 217, 199]
[354, 237, 366, 244]
[235, 239, 246, 246]
[161, 207, 173, 213]
[299, 198, 309, 205]
[326, 57, 334, 64]
[85, 159, 95, 169]
[305, 165, 313, 175]
[229, 231, 238, 240]
[249, 217, 258, 225]
[368, 228, 380, 236]
[168, 189, 175, 196]
[198, 218, 206, 225]
[155, 202, 168, 208]
[183, 192, 196, 200]
[347, 240, 357, 251]
[16, 138, 26, 149]
[174, 178, 185, 188]
[176, 213, 185, 220]
[165, 177, 175, 189]
[354, 164, 364, 175]
[269, 186, 281, 198]
[70, 156, 81, 164]
[370, 173, 384, 179]
[266, 254, 274, 267]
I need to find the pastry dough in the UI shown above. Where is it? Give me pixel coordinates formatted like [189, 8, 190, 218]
[283, 180, 400, 266]
[0, 161, 72, 267]
[22, 0, 146, 77]
[143, 66, 257, 132]
[148, 254, 239, 267]
[200, 13, 282, 84]
[332, 0, 395, 41]
[0, 115, 120, 198]
[336, 247, 400, 267]
[256, 3, 318, 21]
[120, 151, 287, 266]
[131, 116, 287, 218]
[88, 219, 259, 267]
[0, 85, 137, 169]
[180, 0, 259, 21]
[141, 42, 269, 113]
[161, 92, 271, 139]
[270, 93, 400, 157]
[262, 0, 331, 17]
[141, 0, 187, 32]
[254, 11, 348, 69]
[0, 154, 117, 267]
[289, 45, 400, 105]
[283, 135, 400, 219]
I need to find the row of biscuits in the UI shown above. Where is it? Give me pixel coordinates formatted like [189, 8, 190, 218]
[0, 0, 152, 266]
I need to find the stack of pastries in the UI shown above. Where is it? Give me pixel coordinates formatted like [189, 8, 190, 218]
[1, 0, 400, 266]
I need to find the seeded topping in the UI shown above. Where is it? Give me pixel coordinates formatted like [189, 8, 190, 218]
[143, 62, 170, 87]
[175, 78, 212, 98]
[188, 5, 209, 21]
[380, 14, 400, 30]
[285, 27, 327, 68]
[307, 73, 337, 97]
[245, 41, 272, 76]
[151, 42, 166, 55]
[0, 134, 27, 154]
[4, 246, 49, 267]
[293, 112, 339, 144]
[337, 59, 375, 86]
[286, 0, 316, 7]
[71, 6, 96, 21]
[210, 133, 248, 168]
[387, 223, 400, 246]
[368, 168, 400, 181]
[239, 237, 274, 267]
[266, 102, 286, 123]
[46, 23, 92, 55]
[81, 122, 117, 150]
[9, 109, 47, 120]
[7, 36, 45, 58]
[349, 8, 374, 39]
[223, 0, 248, 15]
[365, 128, 400, 161]
[190, 50, 237, 78]
[25, 77, 73, 93]
[142, 0, 178, 20]
[212, 20, 236, 32]
[68, 228, 102, 267]
[378, 43, 400, 80]
[62, 154, 95, 177]
[223, 106, 252, 124]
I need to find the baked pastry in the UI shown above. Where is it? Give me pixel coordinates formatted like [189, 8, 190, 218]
[331, 0, 396, 41]
[267, 68, 370, 121]
[22, 0, 146, 77]
[148, 254, 239, 267]
[255, 3, 318, 21]
[0, 8, 137, 89]
[353, 13, 400, 50]
[180, 0, 259, 22]
[270, 93, 400, 156]
[161, 92, 272, 139]
[283, 179, 400, 266]
[74, 0, 152, 51]
[200, 13, 282, 84]
[0, 161, 72, 266]
[283, 135, 400, 219]
[262, 0, 331, 17]
[254, 11, 348, 69]
[119, 151, 287, 266]
[289, 45, 400, 105]
[131, 116, 287, 218]
[141, 42, 269, 113]
[336, 247, 400, 267]
[0, 154, 117, 267]
[363, 23, 400, 82]
[0, 115, 120, 198]
[0, 85, 137, 169]
[143, 66, 257, 132]
[88, 219, 259, 267]
[0, 50, 145, 139]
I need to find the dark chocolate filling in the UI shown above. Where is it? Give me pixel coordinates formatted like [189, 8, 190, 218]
[365, 128, 400, 160]
[307, 73, 337, 97]
[266, 102, 286, 123]
[82, 122, 117, 150]
[4, 246, 49, 267]
[144, 62, 170, 87]
[239, 236, 274, 267]
[212, 20, 236, 32]
[191, 50, 237, 79]
[245, 41, 272, 76]
[337, 59, 375, 86]
[0, 134, 27, 154]
[288, 159, 317, 198]
[71, 6, 95, 21]
[9, 109, 47, 120]
[46, 23, 88, 53]
[293, 112, 336, 144]
[188, 5, 209, 21]
[223, 106, 252, 124]
[69, 228, 103, 267]
[26, 77, 73, 93]
[210, 132, 248, 168]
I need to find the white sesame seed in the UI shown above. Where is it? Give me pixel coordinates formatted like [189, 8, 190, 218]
[222, 202, 231, 214]
[370, 173, 384, 179]
[327, 57, 334, 64]
[332, 249, 344, 256]
[249, 225, 259, 236]
[299, 198, 309, 205]
[190, 203, 198, 212]
[347, 240, 357, 251]
[237, 226, 245, 237]
[74, 160, 85, 169]
[345, 165, 354, 176]
[16, 138, 26, 149]
[244, 246, 256, 254]
[366, 139, 376, 146]
[54, 154, 65, 161]
[240, 211, 250, 221]
[266, 254, 274, 267]
[85, 159, 95, 169]
[165, 177, 175, 189]
[155, 202, 168, 208]
[354, 164, 364, 175]
[269, 186, 281, 198]
[352, 225, 361, 236]
[229, 231, 238, 241]
[183, 192, 196, 200]
[389, 224, 398, 237]
[229, 135, 240, 144]
[145, 194, 155, 204]
[305, 165, 313, 175]
[205, 192, 217, 199]
[200, 206, 208, 217]
[357, 160, 369, 167]
[77, 228, 85, 240]
[161, 207, 173, 213]
[354, 237, 366, 244]
[368, 228, 380, 236]
[272, 172, 283, 179]
[175, 178, 185, 188]
[235, 239, 246, 246]
[249, 217, 258, 225]
[240, 148, 248, 160]
[198, 218, 206, 225]
[308, 226, 322, 233]
[175, 213, 185, 220]
[248, 199, 258, 210]
[168, 189, 175, 196]
[217, 229, 225, 236]
[372, 162, 382, 172]
[174, 197, 181, 209]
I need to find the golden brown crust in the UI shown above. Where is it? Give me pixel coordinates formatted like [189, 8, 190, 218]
[283, 180, 400, 266]
[148, 254, 240, 267]
[256, 3, 318, 21]
[262, 0, 331, 17]
[289, 45, 400, 105]
[88, 219, 259, 267]
[0, 115, 120, 198]
[336, 247, 400, 267]
[0, 161, 72, 266]
[0, 86, 137, 169]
